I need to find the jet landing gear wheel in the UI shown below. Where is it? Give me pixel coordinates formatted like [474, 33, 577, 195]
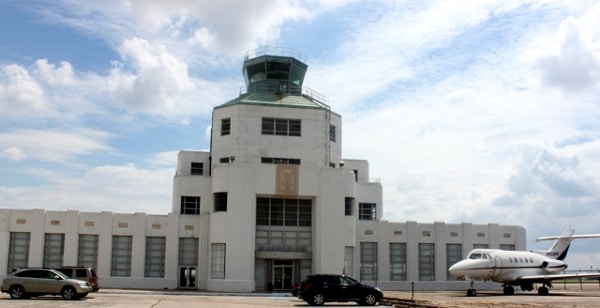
[538, 286, 549, 295]
[503, 286, 515, 295]
[466, 280, 477, 296]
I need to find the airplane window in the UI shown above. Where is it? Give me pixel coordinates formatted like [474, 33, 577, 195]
[530, 258, 533, 263]
[509, 257, 513, 263]
[469, 253, 481, 259]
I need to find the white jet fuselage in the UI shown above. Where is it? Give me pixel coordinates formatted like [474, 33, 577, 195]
[448, 249, 566, 283]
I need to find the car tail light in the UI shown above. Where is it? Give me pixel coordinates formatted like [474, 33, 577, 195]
[89, 277, 94, 284]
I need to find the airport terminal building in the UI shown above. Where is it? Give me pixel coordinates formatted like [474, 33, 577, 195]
[0, 48, 525, 292]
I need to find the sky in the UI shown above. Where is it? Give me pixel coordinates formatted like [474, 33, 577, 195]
[1, 0, 600, 270]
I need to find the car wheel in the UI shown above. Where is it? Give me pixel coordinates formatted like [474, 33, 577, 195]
[310, 293, 325, 306]
[61, 286, 78, 300]
[361, 293, 378, 306]
[9, 285, 25, 299]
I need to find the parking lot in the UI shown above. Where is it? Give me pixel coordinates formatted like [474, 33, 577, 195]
[1, 287, 600, 307]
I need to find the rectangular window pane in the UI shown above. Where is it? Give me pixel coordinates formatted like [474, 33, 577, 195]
[43, 233, 64, 269]
[181, 196, 200, 215]
[418, 243, 435, 281]
[288, 120, 301, 136]
[446, 243, 462, 281]
[211, 243, 226, 279]
[190, 162, 203, 175]
[112, 236, 132, 277]
[329, 124, 336, 142]
[345, 197, 354, 216]
[145, 237, 166, 278]
[359, 203, 377, 221]
[271, 199, 284, 226]
[344, 246, 354, 278]
[390, 243, 407, 281]
[221, 118, 231, 136]
[275, 119, 288, 135]
[179, 238, 199, 266]
[360, 242, 377, 281]
[284, 199, 298, 226]
[262, 118, 274, 135]
[78, 234, 99, 270]
[8, 232, 30, 272]
[214, 192, 227, 212]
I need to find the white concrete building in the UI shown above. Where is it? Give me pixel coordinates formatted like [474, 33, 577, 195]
[0, 48, 525, 292]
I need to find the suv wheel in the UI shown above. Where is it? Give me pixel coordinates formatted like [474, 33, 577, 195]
[61, 286, 77, 300]
[310, 293, 325, 306]
[361, 293, 378, 306]
[9, 285, 25, 299]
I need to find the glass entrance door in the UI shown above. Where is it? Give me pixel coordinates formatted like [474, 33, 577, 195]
[179, 267, 196, 289]
[273, 260, 293, 290]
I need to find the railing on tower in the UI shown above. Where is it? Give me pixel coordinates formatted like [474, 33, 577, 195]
[245, 46, 307, 63]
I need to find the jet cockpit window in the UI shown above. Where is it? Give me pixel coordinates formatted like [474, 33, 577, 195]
[469, 253, 482, 259]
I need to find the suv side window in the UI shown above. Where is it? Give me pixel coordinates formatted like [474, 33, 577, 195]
[324, 276, 340, 286]
[76, 269, 87, 277]
[57, 269, 73, 277]
[340, 276, 355, 286]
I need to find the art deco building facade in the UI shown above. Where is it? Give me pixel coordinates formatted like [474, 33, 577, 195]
[0, 48, 525, 292]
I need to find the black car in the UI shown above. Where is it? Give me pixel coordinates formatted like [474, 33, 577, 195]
[297, 274, 383, 306]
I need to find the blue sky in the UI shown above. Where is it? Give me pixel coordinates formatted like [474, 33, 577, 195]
[2, 0, 600, 269]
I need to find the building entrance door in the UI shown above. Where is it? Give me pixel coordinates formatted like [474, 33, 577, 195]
[273, 260, 293, 290]
[179, 267, 196, 289]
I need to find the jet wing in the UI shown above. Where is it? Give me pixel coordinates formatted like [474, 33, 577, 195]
[517, 272, 600, 282]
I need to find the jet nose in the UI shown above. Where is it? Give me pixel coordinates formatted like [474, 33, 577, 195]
[448, 262, 465, 278]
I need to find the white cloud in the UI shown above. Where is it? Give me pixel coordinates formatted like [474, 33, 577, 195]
[1, 146, 26, 161]
[0, 163, 173, 214]
[532, 17, 600, 92]
[34, 59, 76, 86]
[0, 64, 45, 116]
[0, 128, 114, 164]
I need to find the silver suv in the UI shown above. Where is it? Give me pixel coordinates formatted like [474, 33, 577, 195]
[1, 268, 92, 300]
[54, 267, 99, 292]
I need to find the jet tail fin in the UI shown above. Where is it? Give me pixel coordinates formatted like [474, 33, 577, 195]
[532, 228, 575, 260]
[532, 228, 600, 260]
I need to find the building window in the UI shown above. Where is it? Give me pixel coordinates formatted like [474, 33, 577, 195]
[219, 157, 230, 163]
[256, 197, 312, 227]
[145, 237, 166, 278]
[214, 192, 227, 212]
[261, 157, 301, 165]
[191, 162, 203, 175]
[180, 196, 200, 215]
[358, 203, 377, 221]
[360, 242, 377, 281]
[211, 243, 226, 279]
[179, 238, 199, 266]
[345, 197, 354, 216]
[500, 244, 515, 251]
[7, 232, 30, 272]
[329, 124, 336, 142]
[418, 243, 435, 281]
[446, 244, 462, 281]
[390, 243, 407, 281]
[221, 118, 231, 136]
[262, 118, 301, 136]
[111, 236, 132, 277]
[43, 233, 64, 269]
[344, 246, 354, 277]
[78, 234, 99, 270]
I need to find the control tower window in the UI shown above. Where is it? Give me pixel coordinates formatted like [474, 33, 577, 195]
[262, 118, 301, 136]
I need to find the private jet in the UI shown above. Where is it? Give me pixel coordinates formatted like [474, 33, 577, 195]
[448, 228, 600, 296]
